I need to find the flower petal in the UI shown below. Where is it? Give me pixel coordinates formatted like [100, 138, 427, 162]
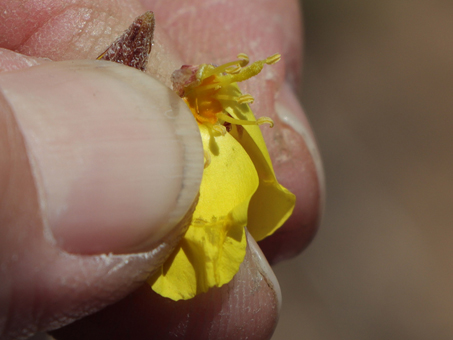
[148, 124, 259, 300]
[222, 84, 296, 241]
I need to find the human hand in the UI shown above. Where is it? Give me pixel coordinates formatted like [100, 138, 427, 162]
[0, 0, 323, 339]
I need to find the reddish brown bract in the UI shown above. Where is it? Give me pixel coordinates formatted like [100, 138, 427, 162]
[97, 11, 155, 71]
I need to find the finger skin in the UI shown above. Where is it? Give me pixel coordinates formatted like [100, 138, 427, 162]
[0, 0, 183, 86]
[51, 240, 279, 340]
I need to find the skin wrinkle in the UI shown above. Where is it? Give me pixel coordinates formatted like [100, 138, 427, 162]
[8, 3, 186, 87]
[9, 2, 140, 58]
[19, 7, 108, 58]
[55, 7, 95, 55]
[0, 4, 28, 48]
[162, 6, 197, 27]
[37, 251, 162, 332]
[68, 9, 129, 58]
[51, 236, 279, 340]
[19, 8, 66, 52]
[2, 1, 78, 50]
[215, 246, 278, 339]
[0, 49, 44, 72]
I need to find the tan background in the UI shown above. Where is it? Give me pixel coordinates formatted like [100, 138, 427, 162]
[273, 1, 453, 339]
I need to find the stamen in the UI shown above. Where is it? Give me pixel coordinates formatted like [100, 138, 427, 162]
[180, 53, 279, 131]
[225, 65, 242, 74]
[204, 53, 250, 78]
[265, 53, 281, 65]
[217, 112, 274, 127]
[212, 125, 227, 136]
[256, 117, 274, 127]
[237, 53, 250, 66]
[213, 94, 254, 104]
[237, 94, 254, 104]
[227, 53, 282, 84]
[207, 61, 243, 77]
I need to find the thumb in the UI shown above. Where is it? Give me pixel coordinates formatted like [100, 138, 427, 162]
[0, 60, 203, 338]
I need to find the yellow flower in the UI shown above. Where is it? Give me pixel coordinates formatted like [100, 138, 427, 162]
[147, 53, 296, 301]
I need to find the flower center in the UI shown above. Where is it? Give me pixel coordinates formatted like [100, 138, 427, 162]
[179, 53, 281, 135]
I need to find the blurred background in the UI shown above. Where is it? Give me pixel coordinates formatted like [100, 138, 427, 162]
[273, 1, 453, 339]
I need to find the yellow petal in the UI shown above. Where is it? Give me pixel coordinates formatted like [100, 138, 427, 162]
[148, 124, 259, 300]
[222, 84, 296, 241]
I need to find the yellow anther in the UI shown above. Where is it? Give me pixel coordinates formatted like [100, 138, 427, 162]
[256, 116, 274, 127]
[237, 94, 254, 104]
[216, 112, 274, 128]
[212, 124, 227, 136]
[265, 53, 281, 65]
[237, 53, 250, 66]
[225, 65, 242, 74]
[228, 54, 280, 84]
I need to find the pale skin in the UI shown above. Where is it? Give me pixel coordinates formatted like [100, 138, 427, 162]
[0, 0, 323, 339]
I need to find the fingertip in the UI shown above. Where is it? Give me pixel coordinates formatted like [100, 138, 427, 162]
[0, 60, 203, 255]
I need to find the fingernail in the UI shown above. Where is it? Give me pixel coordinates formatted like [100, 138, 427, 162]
[0, 60, 203, 255]
[247, 232, 282, 312]
[275, 83, 324, 189]
[275, 82, 326, 208]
